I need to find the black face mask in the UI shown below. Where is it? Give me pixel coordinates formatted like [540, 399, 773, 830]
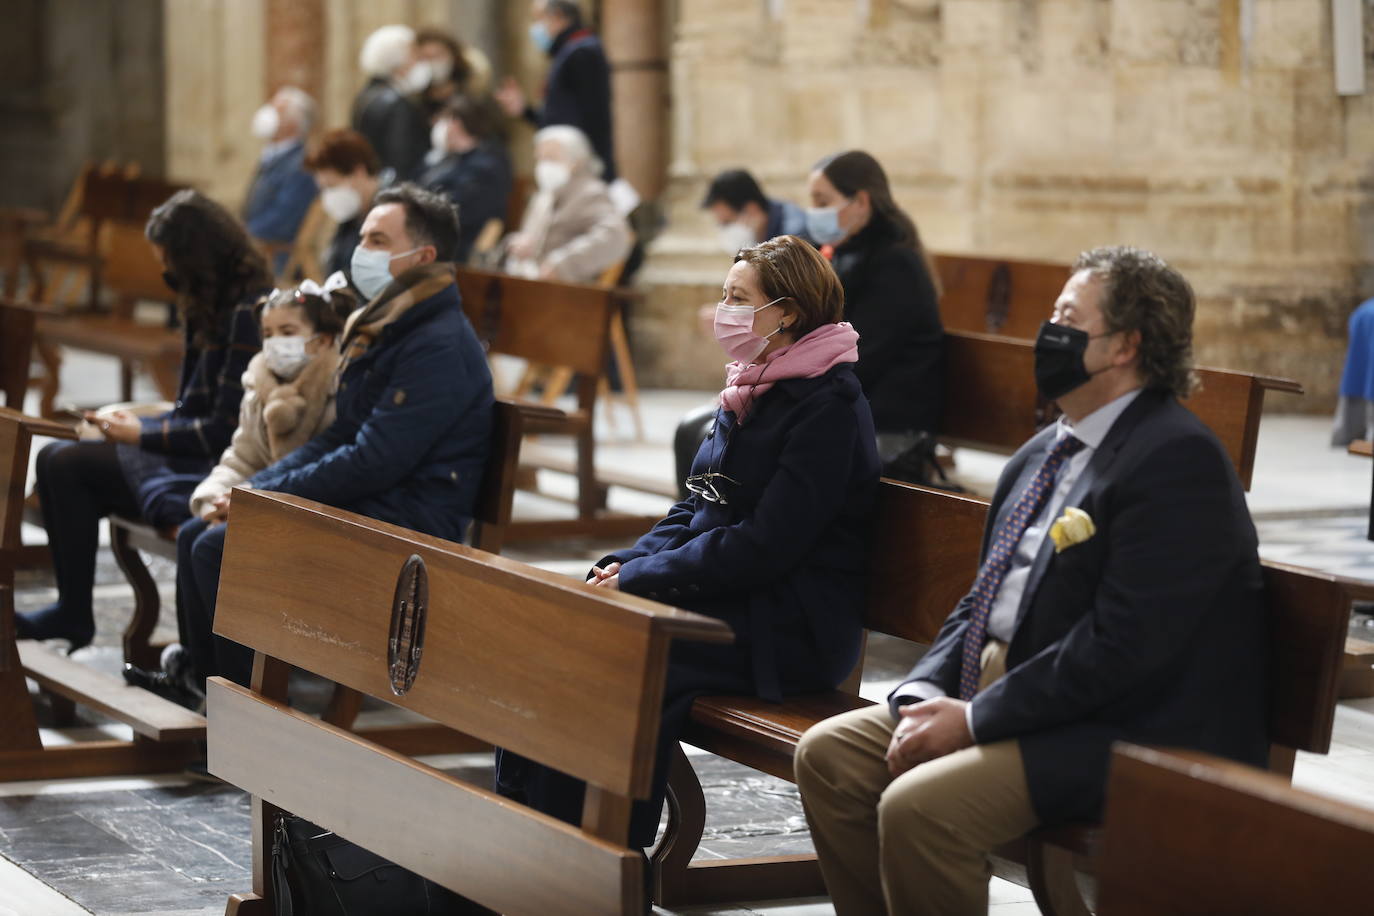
[1033, 320, 1093, 401]
[161, 270, 182, 294]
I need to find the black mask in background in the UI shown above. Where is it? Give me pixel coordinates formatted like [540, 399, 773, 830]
[1033, 320, 1093, 400]
[161, 270, 182, 294]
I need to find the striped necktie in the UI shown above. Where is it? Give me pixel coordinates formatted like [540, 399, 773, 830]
[957, 434, 1085, 700]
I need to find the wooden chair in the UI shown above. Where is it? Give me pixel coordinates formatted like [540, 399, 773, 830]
[456, 267, 663, 541]
[0, 300, 40, 409]
[263, 197, 329, 285]
[518, 260, 646, 440]
[26, 166, 188, 415]
[941, 330, 1304, 490]
[652, 478, 1372, 912]
[107, 398, 544, 671]
[0, 407, 204, 780]
[933, 252, 1071, 339]
[1096, 744, 1374, 915]
[207, 488, 733, 916]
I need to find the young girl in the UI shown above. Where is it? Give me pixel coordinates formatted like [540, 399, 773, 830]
[123, 274, 355, 705]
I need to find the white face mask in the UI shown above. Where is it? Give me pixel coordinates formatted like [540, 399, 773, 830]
[350, 245, 422, 301]
[320, 184, 362, 223]
[717, 220, 757, 255]
[251, 104, 280, 141]
[262, 334, 315, 379]
[428, 56, 453, 83]
[430, 118, 450, 155]
[534, 160, 572, 193]
[400, 59, 432, 94]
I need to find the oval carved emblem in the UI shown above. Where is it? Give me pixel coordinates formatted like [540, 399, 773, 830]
[387, 554, 428, 696]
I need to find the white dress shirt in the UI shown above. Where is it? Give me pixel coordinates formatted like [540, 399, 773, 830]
[891, 388, 1143, 738]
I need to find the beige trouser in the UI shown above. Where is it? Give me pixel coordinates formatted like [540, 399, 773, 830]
[794, 641, 1038, 915]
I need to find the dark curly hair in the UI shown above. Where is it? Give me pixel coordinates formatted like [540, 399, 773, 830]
[145, 190, 273, 346]
[1073, 245, 1198, 398]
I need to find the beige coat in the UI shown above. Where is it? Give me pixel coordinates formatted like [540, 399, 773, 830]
[188, 348, 340, 518]
[514, 171, 632, 284]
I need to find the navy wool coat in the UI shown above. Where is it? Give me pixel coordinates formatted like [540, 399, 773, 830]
[250, 281, 493, 543]
[123, 298, 263, 529]
[608, 362, 881, 703]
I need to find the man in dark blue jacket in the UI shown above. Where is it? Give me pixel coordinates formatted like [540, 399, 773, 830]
[795, 246, 1269, 915]
[179, 184, 494, 688]
[497, 0, 616, 181]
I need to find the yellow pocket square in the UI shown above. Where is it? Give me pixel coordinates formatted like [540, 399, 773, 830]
[1049, 507, 1095, 553]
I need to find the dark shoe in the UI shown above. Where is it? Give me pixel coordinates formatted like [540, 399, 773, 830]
[15, 605, 94, 654]
[122, 663, 204, 711]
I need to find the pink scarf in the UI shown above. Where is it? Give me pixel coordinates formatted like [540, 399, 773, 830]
[719, 322, 860, 423]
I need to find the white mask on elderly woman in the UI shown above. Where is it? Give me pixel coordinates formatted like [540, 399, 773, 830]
[251, 104, 279, 141]
[535, 161, 572, 193]
[430, 119, 450, 156]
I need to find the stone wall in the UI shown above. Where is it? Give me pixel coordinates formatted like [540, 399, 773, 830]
[640, 0, 1374, 409]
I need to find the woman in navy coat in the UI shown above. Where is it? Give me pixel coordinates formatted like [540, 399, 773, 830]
[497, 235, 881, 847]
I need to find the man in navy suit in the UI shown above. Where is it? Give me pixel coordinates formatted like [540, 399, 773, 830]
[795, 246, 1269, 915]
[244, 86, 319, 273]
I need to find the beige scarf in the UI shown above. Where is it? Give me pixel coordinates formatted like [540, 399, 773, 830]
[338, 261, 455, 375]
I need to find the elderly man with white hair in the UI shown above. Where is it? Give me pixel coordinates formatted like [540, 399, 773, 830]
[351, 24, 432, 180]
[503, 125, 631, 284]
[244, 85, 319, 271]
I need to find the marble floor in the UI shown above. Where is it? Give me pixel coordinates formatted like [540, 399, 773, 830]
[3, 352, 1373, 915]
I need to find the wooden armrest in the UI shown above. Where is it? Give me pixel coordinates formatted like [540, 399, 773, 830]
[1348, 440, 1372, 458]
[511, 402, 569, 423]
[1256, 375, 1304, 395]
[23, 237, 99, 264]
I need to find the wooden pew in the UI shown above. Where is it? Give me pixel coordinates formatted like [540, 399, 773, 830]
[107, 398, 541, 670]
[1, 300, 40, 411]
[1096, 744, 1374, 915]
[652, 478, 1372, 912]
[455, 267, 663, 541]
[934, 252, 1071, 339]
[208, 488, 733, 916]
[0, 407, 205, 779]
[25, 166, 187, 415]
[942, 330, 1304, 490]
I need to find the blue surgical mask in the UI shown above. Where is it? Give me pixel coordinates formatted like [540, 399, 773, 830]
[350, 245, 420, 301]
[529, 21, 554, 53]
[805, 205, 847, 245]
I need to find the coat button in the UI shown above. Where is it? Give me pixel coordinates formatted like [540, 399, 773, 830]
[450, 471, 458, 481]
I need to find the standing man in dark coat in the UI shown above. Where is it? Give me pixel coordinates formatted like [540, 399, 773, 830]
[496, 0, 617, 181]
[795, 246, 1270, 916]
[178, 184, 494, 688]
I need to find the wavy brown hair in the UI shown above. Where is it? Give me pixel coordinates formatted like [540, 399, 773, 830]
[145, 190, 273, 346]
[1073, 245, 1198, 398]
[733, 235, 845, 339]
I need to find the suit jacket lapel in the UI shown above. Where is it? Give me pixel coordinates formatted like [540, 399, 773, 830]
[1012, 390, 1166, 629]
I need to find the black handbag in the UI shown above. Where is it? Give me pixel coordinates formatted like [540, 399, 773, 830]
[270, 813, 473, 916]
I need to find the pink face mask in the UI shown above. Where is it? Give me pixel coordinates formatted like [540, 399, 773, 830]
[713, 297, 786, 363]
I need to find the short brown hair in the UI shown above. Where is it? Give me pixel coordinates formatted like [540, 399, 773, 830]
[304, 128, 380, 177]
[733, 235, 845, 339]
[1073, 245, 1198, 398]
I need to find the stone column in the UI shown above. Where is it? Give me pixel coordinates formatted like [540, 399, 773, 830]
[265, 0, 325, 103]
[600, 0, 668, 199]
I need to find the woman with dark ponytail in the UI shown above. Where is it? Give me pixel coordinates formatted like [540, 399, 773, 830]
[807, 150, 945, 477]
[18, 190, 270, 651]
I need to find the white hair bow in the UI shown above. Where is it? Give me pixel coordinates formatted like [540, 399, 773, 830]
[296, 272, 350, 302]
